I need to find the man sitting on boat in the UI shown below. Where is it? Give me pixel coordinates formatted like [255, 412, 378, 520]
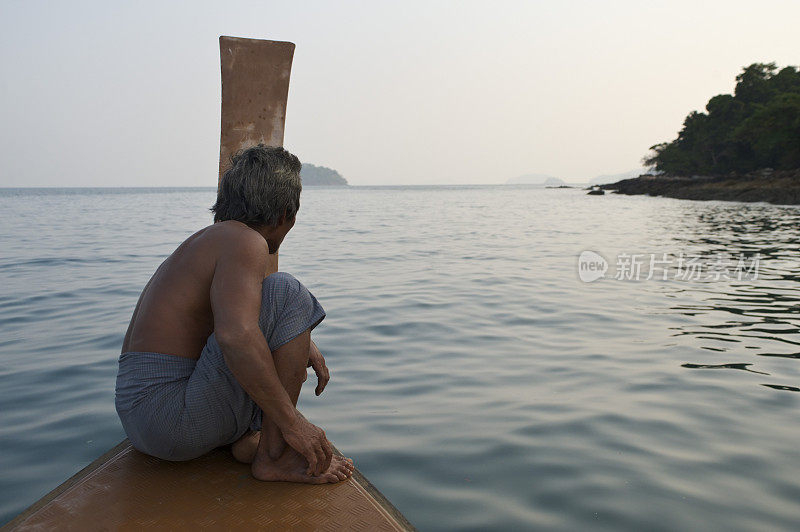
[115, 144, 354, 484]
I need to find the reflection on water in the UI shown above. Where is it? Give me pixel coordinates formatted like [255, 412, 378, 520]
[0, 187, 798, 531]
[663, 204, 800, 396]
[680, 363, 770, 375]
[762, 384, 800, 392]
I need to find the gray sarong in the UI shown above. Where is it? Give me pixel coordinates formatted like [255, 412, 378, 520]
[115, 272, 325, 461]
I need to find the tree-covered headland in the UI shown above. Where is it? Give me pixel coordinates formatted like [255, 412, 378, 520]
[645, 63, 800, 175]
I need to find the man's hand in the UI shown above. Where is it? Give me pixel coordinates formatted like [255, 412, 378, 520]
[307, 340, 330, 396]
[281, 413, 333, 475]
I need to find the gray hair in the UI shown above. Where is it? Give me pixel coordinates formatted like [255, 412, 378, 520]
[211, 144, 302, 226]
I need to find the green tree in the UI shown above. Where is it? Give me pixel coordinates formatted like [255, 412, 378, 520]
[735, 93, 800, 169]
[644, 63, 800, 175]
[734, 62, 778, 105]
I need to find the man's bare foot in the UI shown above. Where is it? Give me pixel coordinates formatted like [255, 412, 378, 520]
[252, 445, 355, 484]
[231, 431, 261, 464]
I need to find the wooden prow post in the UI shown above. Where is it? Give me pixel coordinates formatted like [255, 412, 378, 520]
[218, 36, 295, 181]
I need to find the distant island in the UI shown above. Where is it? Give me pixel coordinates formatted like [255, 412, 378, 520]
[603, 63, 800, 205]
[300, 164, 348, 186]
[506, 173, 567, 186]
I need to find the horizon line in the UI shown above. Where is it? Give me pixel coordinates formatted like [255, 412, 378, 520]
[0, 182, 594, 189]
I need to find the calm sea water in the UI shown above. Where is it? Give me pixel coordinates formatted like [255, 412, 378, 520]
[1, 186, 798, 530]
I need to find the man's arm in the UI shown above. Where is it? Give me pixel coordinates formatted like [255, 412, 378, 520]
[210, 230, 332, 475]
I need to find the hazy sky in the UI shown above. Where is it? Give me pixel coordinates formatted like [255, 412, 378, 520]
[1, 0, 799, 186]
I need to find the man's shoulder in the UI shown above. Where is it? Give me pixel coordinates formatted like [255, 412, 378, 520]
[205, 221, 268, 260]
[204, 220, 260, 242]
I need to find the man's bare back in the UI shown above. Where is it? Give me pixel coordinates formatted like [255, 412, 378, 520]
[122, 221, 276, 359]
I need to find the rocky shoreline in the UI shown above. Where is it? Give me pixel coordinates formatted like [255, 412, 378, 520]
[600, 169, 800, 205]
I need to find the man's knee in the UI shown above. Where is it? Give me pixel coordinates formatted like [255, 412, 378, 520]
[264, 271, 297, 288]
[262, 272, 308, 310]
[258, 272, 319, 338]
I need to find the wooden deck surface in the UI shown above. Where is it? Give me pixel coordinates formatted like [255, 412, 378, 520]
[4, 440, 415, 531]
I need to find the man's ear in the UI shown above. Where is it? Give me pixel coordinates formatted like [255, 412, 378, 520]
[276, 213, 287, 226]
[280, 209, 295, 226]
